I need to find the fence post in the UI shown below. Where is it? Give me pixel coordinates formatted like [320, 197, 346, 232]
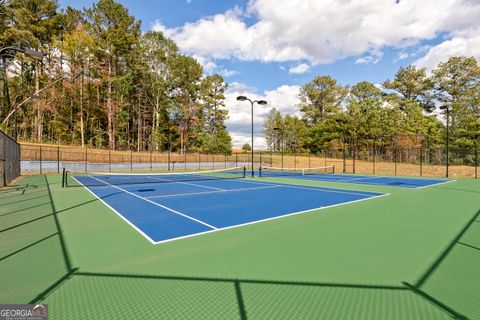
[475, 143, 478, 179]
[235, 153, 238, 167]
[343, 143, 346, 173]
[198, 152, 201, 170]
[39, 145, 43, 174]
[150, 150, 152, 171]
[184, 152, 187, 171]
[84, 147, 87, 172]
[109, 149, 111, 172]
[420, 147, 423, 177]
[57, 146, 60, 173]
[225, 154, 227, 168]
[394, 147, 397, 176]
[308, 152, 311, 170]
[353, 143, 356, 174]
[130, 149, 133, 172]
[373, 142, 376, 175]
[260, 152, 263, 169]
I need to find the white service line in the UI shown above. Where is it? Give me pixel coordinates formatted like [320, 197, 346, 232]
[88, 176, 218, 230]
[145, 185, 281, 199]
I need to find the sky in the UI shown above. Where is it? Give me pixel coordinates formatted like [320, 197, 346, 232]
[58, 0, 480, 149]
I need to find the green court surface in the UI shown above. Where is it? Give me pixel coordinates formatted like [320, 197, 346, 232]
[1, 174, 479, 319]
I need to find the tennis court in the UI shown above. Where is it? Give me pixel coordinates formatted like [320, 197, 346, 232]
[3, 168, 480, 319]
[70, 168, 385, 243]
[259, 166, 452, 188]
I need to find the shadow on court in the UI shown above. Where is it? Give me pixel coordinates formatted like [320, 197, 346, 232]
[1, 175, 479, 319]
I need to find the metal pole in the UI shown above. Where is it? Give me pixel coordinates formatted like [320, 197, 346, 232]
[57, 146, 60, 173]
[352, 140, 356, 174]
[13, 98, 18, 141]
[445, 108, 450, 178]
[130, 149, 133, 172]
[109, 149, 111, 172]
[40, 146, 42, 174]
[85, 147, 88, 172]
[150, 150, 152, 171]
[475, 143, 478, 179]
[184, 151, 187, 171]
[281, 133, 284, 170]
[251, 100, 254, 177]
[420, 145, 423, 177]
[394, 145, 397, 176]
[168, 139, 171, 171]
[235, 153, 238, 167]
[198, 152, 201, 170]
[373, 141, 376, 175]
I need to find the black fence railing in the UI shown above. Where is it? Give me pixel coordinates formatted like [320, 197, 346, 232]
[18, 141, 479, 178]
[0, 130, 20, 186]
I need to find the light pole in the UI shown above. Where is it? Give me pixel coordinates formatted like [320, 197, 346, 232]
[440, 104, 451, 178]
[13, 94, 40, 141]
[0, 46, 44, 60]
[273, 127, 283, 170]
[236, 96, 267, 177]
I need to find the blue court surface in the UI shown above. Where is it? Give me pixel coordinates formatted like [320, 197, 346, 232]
[259, 170, 452, 189]
[74, 175, 386, 244]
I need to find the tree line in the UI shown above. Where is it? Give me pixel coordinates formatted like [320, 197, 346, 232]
[264, 57, 480, 164]
[0, 0, 232, 154]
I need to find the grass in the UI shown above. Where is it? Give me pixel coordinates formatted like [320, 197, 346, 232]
[1, 173, 479, 319]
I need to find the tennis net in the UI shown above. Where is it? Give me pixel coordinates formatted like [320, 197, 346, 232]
[62, 166, 246, 188]
[259, 166, 335, 178]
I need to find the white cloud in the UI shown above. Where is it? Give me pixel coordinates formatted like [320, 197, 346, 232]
[225, 83, 300, 148]
[414, 28, 480, 71]
[152, 0, 480, 66]
[288, 63, 310, 74]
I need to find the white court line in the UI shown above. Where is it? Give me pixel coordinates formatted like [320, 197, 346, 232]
[73, 175, 389, 245]
[414, 179, 456, 189]
[267, 174, 455, 189]
[231, 179, 382, 197]
[88, 176, 218, 230]
[72, 176, 157, 244]
[145, 185, 281, 199]
[149, 176, 226, 191]
[151, 192, 390, 244]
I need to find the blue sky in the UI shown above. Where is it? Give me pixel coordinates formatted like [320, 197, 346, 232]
[58, 0, 480, 148]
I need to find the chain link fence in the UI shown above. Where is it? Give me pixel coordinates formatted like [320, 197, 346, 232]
[0, 130, 21, 186]
[19, 141, 478, 178]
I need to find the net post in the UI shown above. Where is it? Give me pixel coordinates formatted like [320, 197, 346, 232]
[61, 168, 65, 188]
